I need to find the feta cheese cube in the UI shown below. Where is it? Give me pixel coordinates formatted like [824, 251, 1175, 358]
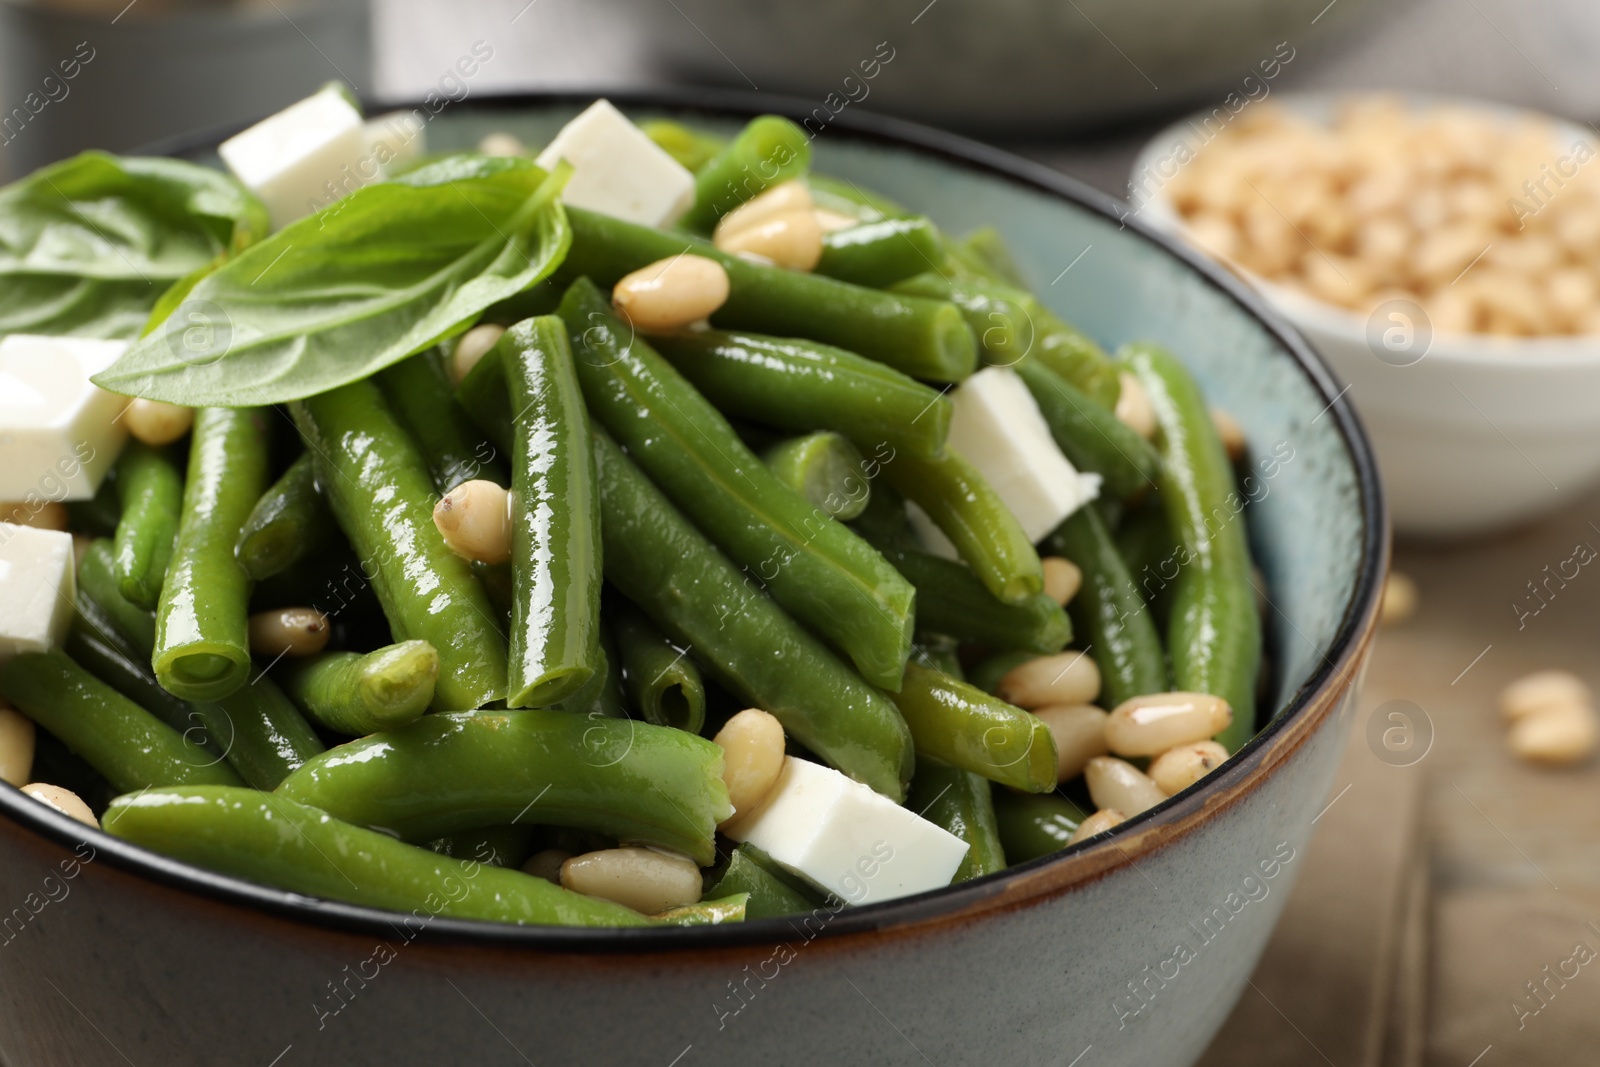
[363, 110, 426, 176]
[0, 334, 129, 501]
[0, 524, 76, 665]
[535, 100, 696, 228]
[946, 367, 1100, 543]
[725, 757, 968, 905]
[219, 84, 369, 230]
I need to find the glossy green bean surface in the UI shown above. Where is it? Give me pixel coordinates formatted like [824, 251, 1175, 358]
[610, 597, 706, 734]
[907, 757, 1006, 882]
[992, 789, 1086, 864]
[1015, 358, 1160, 500]
[234, 453, 337, 582]
[762, 432, 869, 522]
[708, 845, 821, 919]
[111, 441, 183, 610]
[870, 541, 1070, 655]
[278, 641, 439, 736]
[684, 115, 810, 231]
[816, 217, 943, 288]
[378, 348, 508, 494]
[889, 663, 1056, 793]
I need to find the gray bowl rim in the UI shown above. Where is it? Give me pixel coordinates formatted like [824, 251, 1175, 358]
[2, 85, 1388, 954]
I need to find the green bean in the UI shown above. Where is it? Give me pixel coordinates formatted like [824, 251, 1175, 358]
[65, 625, 219, 757]
[0, 650, 242, 791]
[1122, 342, 1260, 751]
[907, 757, 1006, 882]
[807, 174, 907, 222]
[966, 649, 1036, 696]
[1015, 359, 1160, 500]
[552, 623, 628, 719]
[992, 789, 1087, 863]
[955, 226, 1027, 287]
[104, 787, 741, 927]
[888, 663, 1056, 792]
[892, 271, 1037, 367]
[377, 349, 508, 494]
[762, 432, 869, 521]
[909, 635, 964, 680]
[151, 407, 268, 702]
[501, 316, 603, 708]
[561, 279, 915, 692]
[871, 541, 1070, 654]
[79, 539, 156, 654]
[640, 119, 725, 173]
[275, 710, 731, 864]
[684, 115, 810, 231]
[610, 597, 706, 733]
[849, 479, 916, 552]
[110, 442, 183, 610]
[593, 428, 914, 800]
[455, 333, 515, 454]
[234, 453, 338, 582]
[291, 380, 509, 711]
[562, 207, 977, 383]
[651, 328, 951, 460]
[429, 825, 537, 869]
[816, 217, 943, 288]
[881, 448, 1042, 604]
[1042, 507, 1168, 709]
[277, 641, 438, 736]
[1033, 312, 1121, 411]
[708, 845, 820, 919]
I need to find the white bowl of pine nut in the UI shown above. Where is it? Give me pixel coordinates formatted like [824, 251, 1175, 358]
[1130, 93, 1600, 537]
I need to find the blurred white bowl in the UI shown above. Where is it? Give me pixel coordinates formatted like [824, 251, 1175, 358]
[1131, 93, 1600, 538]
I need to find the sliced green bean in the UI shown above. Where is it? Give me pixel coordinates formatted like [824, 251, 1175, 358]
[908, 757, 1006, 882]
[816, 217, 943, 288]
[882, 448, 1042, 604]
[234, 453, 338, 582]
[291, 379, 509, 711]
[762, 432, 869, 521]
[429, 825, 537, 870]
[501, 316, 602, 708]
[153, 407, 269, 702]
[684, 115, 810, 231]
[561, 279, 915, 692]
[966, 649, 1036, 696]
[1015, 359, 1160, 500]
[610, 597, 706, 734]
[956, 226, 1027, 287]
[377, 348, 508, 494]
[640, 119, 725, 173]
[708, 845, 821, 919]
[872, 541, 1070, 654]
[992, 789, 1087, 863]
[0, 650, 242, 791]
[1122, 342, 1261, 751]
[552, 623, 628, 719]
[1042, 507, 1168, 709]
[594, 428, 914, 800]
[79, 539, 156, 654]
[104, 787, 740, 927]
[888, 663, 1056, 792]
[111, 441, 183, 610]
[277, 641, 438, 736]
[651, 328, 951, 460]
[455, 333, 515, 454]
[276, 710, 731, 865]
[909, 635, 964, 680]
[65, 625, 219, 757]
[807, 174, 906, 222]
[562, 207, 977, 383]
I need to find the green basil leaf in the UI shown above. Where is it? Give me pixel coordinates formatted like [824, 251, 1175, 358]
[93, 155, 572, 407]
[0, 151, 268, 340]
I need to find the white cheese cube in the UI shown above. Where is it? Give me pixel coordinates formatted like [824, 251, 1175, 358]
[725, 757, 968, 905]
[535, 99, 696, 228]
[0, 334, 129, 501]
[219, 85, 369, 230]
[363, 110, 426, 176]
[0, 524, 76, 665]
[946, 367, 1100, 543]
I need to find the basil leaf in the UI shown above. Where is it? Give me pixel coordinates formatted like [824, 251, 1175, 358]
[0, 151, 268, 340]
[94, 155, 572, 407]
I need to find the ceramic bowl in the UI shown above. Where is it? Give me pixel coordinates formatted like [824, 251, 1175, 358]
[0, 90, 1386, 1067]
[1130, 93, 1600, 538]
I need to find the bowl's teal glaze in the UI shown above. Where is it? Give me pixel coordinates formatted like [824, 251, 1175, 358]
[0, 92, 1386, 1067]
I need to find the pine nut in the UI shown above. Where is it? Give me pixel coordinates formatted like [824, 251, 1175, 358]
[1115, 372, 1157, 439]
[0, 703, 35, 787]
[1068, 808, 1126, 844]
[478, 132, 528, 157]
[711, 708, 785, 825]
[450, 324, 507, 385]
[433, 479, 512, 564]
[1381, 571, 1418, 626]
[21, 783, 97, 828]
[612, 254, 731, 331]
[1085, 756, 1166, 815]
[1032, 704, 1109, 782]
[247, 607, 330, 659]
[1149, 741, 1229, 795]
[714, 210, 824, 271]
[1210, 407, 1245, 463]
[0, 501, 68, 531]
[1041, 556, 1083, 606]
[1508, 704, 1598, 765]
[521, 848, 572, 885]
[713, 180, 814, 239]
[1105, 692, 1232, 757]
[1500, 670, 1591, 722]
[997, 651, 1101, 710]
[560, 846, 702, 915]
[122, 398, 194, 446]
